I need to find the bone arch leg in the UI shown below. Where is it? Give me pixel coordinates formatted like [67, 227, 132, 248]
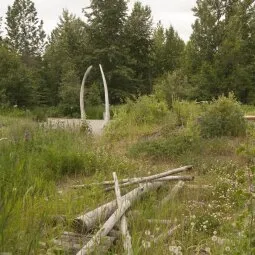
[80, 65, 110, 125]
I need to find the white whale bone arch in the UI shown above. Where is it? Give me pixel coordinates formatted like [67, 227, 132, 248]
[99, 64, 110, 122]
[80, 64, 110, 124]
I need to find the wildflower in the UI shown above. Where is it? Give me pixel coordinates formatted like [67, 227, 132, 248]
[212, 235, 217, 242]
[225, 246, 230, 252]
[217, 238, 224, 245]
[169, 246, 182, 255]
[142, 240, 151, 249]
[191, 222, 195, 227]
[205, 247, 211, 253]
[213, 231, 217, 235]
[145, 230, 151, 236]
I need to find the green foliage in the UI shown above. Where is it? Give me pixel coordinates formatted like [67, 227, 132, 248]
[129, 131, 200, 160]
[154, 70, 191, 107]
[124, 2, 153, 94]
[185, 0, 255, 103]
[108, 95, 168, 127]
[0, 45, 36, 107]
[6, 0, 46, 59]
[199, 94, 246, 138]
[152, 23, 185, 78]
[86, 82, 103, 106]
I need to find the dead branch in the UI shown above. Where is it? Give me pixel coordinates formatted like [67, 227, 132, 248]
[71, 165, 193, 189]
[105, 175, 194, 191]
[113, 172, 133, 255]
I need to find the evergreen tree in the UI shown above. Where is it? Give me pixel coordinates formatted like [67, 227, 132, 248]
[43, 10, 89, 106]
[6, 0, 46, 62]
[0, 16, 3, 41]
[124, 1, 153, 94]
[185, 0, 255, 102]
[151, 23, 184, 79]
[0, 45, 35, 107]
[151, 22, 166, 77]
[84, 0, 134, 103]
[164, 25, 185, 72]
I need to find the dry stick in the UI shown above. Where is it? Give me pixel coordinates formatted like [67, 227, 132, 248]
[147, 219, 172, 225]
[74, 182, 164, 233]
[113, 172, 133, 255]
[76, 199, 131, 255]
[154, 224, 181, 243]
[185, 184, 213, 189]
[105, 175, 194, 191]
[160, 181, 185, 206]
[72, 166, 193, 189]
[0, 138, 8, 142]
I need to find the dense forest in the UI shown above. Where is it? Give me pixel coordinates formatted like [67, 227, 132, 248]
[0, 0, 254, 113]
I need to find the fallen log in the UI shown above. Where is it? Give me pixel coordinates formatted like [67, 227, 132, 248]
[113, 172, 133, 255]
[71, 165, 193, 189]
[105, 175, 194, 191]
[76, 199, 131, 255]
[73, 182, 164, 233]
[244, 115, 255, 121]
[160, 181, 185, 206]
[73, 167, 194, 233]
[53, 232, 115, 254]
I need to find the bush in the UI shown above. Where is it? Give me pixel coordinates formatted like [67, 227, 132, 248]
[129, 130, 200, 160]
[154, 70, 192, 108]
[109, 95, 168, 126]
[199, 94, 246, 138]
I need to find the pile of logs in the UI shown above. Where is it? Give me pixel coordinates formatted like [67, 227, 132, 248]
[54, 165, 194, 254]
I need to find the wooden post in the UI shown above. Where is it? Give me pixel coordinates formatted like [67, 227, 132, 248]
[113, 172, 133, 255]
[76, 199, 131, 255]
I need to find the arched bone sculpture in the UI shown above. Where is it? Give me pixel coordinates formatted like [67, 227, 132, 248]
[80, 65, 93, 122]
[80, 65, 110, 129]
[99, 64, 110, 123]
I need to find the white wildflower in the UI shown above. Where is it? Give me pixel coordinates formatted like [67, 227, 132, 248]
[142, 240, 151, 249]
[212, 235, 217, 242]
[225, 246, 230, 252]
[145, 230, 151, 236]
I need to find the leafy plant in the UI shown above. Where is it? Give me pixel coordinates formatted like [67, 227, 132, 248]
[199, 93, 246, 138]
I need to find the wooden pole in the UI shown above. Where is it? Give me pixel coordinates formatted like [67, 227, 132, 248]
[71, 165, 193, 189]
[105, 175, 194, 191]
[74, 182, 164, 233]
[76, 199, 131, 255]
[113, 172, 133, 255]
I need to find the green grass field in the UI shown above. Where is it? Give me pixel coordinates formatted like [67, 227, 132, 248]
[0, 97, 254, 254]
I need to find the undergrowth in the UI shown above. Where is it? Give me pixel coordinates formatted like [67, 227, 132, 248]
[0, 94, 254, 254]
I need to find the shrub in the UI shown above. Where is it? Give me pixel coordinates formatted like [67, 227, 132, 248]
[109, 95, 168, 126]
[199, 94, 246, 138]
[154, 70, 191, 108]
[129, 130, 200, 160]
